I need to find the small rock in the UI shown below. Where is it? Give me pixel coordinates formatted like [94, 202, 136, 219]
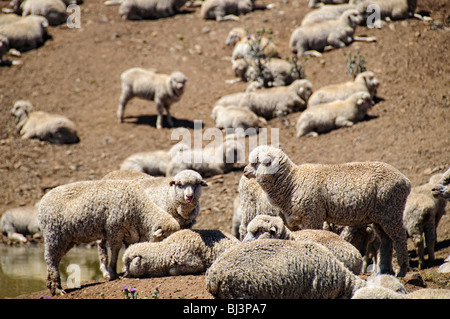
[403, 272, 425, 287]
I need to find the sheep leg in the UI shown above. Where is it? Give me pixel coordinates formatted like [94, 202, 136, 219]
[412, 234, 425, 269]
[165, 105, 175, 127]
[335, 117, 354, 128]
[372, 224, 394, 275]
[353, 36, 377, 43]
[117, 89, 133, 123]
[107, 241, 122, 280]
[7, 231, 27, 243]
[424, 223, 436, 267]
[376, 222, 409, 277]
[302, 50, 322, 58]
[98, 239, 110, 279]
[44, 241, 74, 295]
[155, 100, 167, 129]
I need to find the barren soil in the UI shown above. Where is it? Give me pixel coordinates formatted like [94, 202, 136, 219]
[1, 0, 449, 299]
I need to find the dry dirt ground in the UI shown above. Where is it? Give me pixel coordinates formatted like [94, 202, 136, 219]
[1, 0, 449, 300]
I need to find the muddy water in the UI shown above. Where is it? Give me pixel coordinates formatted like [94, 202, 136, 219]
[0, 245, 123, 298]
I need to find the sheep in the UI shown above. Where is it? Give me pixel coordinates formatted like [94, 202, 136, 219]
[211, 105, 267, 133]
[0, 204, 40, 243]
[10, 0, 67, 26]
[406, 289, 450, 299]
[243, 145, 411, 276]
[289, 9, 376, 57]
[309, 0, 350, 8]
[0, 15, 48, 51]
[214, 81, 262, 108]
[238, 79, 313, 119]
[10, 100, 79, 144]
[243, 214, 363, 274]
[166, 138, 242, 178]
[295, 91, 373, 137]
[119, 143, 189, 176]
[206, 239, 367, 298]
[301, 4, 357, 26]
[232, 57, 298, 87]
[353, 0, 418, 21]
[38, 178, 181, 295]
[231, 195, 241, 238]
[117, 67, 188, 129]
[201, 0, 270, 21]
[432, 167, 450, 201]
[307, 71, 379, 106]
[103, 169, 207, 229]
[123, 229, 240, 277]
[403, 173, 447, 269]
[118, 0, 187, 20]
[225, 27, 279, 62]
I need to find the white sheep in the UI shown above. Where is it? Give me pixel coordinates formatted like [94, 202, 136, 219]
[10, 100, 79, 144]
[117, 67, 188, 129]
[432, 167, 450, 201]
[118, 0, 187, 20]
[214, 81, 262, 107]
[243, 145, 411, 276]
[307, 71, 379, 106]
[403, 173, 447, 269]
[0, 14, 48, 51]
[206, 239, 367, 298]
[243, 214, 363, 274]
[295, 91, 373, 137]
[301, 4, 356, 26]
[201, 0, 270, 21]
[123, 229, 240, 277]
[103, 169, 207, 229]
[38, 178, 181, 295]
[211, 105, 267, 133]
[12, 0, 67, 26]
[0, 204, 40, 243]
[238, 79, 313, 119]
[289, 9, 376, 57]
[119, 143, 189, 176]
[353, 0, 417, 21]
[309, 0, 350, 8]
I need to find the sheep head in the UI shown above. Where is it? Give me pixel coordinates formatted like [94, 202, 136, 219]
[169, 170, 207, 205]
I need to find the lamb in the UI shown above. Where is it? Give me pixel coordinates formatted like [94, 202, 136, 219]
[307, 71, 379, 106]
[201, 0, 269, 21]
[123, 229, 240, 277]
[403, 173, 447, 269]
[0, 15, 48, 51]
[117, 67, 188, 129]
[243, 145, 411, 276]
[38, 178, 181, 295]
[238, 79, 313, 119]
[432, 167, 450, 201]
[10, 0, 67, 26]
[354, 0, 418, 21]
[243, 214, 363, 274]
[0, 204, 40, 243]
[166, 138, 242, 178]
[211, 105, 267, 133]
[118, 0, 187, 20]
[119, 143, 189, 176]
[301, 4, 357, 26]
[103, 169, 207, 229]
[206, 239, 367, 298]
[10, 100, 79, 144]
[295, 91, 373, 137]
[289, 9, 375, 57]
[232, 58, 299, 87]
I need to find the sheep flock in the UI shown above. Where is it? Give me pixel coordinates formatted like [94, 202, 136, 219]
[0, 0, 449, 301]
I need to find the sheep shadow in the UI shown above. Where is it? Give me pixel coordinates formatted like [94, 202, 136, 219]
[125, 115, 201, 129]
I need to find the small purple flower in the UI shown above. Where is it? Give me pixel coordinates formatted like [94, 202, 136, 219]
[123, 286, 128, 291]
[130, 287, 137, 293]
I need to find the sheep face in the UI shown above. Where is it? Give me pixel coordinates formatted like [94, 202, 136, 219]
[238, 0, 254, 14]
[357, 71, 379, 96]
[294, 80, 313, 102]
[354, 92, 373, 110]
[432, 171, 450, 201]
[11, 100, 33, 123]
[225, 27, 246, 46]
[343, 9, 363, 27]
[169, 170, 207, 206]
[244, 146, 284, 182]
[232, 60, 248, 78]
[243, 215, 285, 242]
[169, 72, 187, 97]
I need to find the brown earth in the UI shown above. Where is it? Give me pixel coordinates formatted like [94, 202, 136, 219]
[1, 0, 449, 299]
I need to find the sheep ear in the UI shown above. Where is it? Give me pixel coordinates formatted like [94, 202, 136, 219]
[169, 180, 176, 186]
[153, 228, 163, 238]
[200, 180, 208, 187]
[269, 226, 277, 234]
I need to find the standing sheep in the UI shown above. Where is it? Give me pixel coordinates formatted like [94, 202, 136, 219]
[307, 71, 379, 106]
[0, 205, 40, 243]
[243, 214, 363, 274]
[0, 14, 48, 51]
[295, 91, 373, 137]
[403, 173, 447, 269]
[118, 0, 187, 20]
[206, 239, 366, 298]
[11, 100, 79, 144]
[243, 145, 411, 276]
[117, 67, 187, 129]
[123, 229, 240, 277]
[432, 167, 450, 201]
[38, 179, 181, 295]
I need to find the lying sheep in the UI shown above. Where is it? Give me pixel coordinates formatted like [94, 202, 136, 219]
[232, 58, 299, 87]
[201, 0, 270, 21]
[118, 67, 187, 129]
[403, 173, 447, 269]
[289, 9, 375, 57]
[296, 91, 373, 137]
[244, 145, 411, 276]
[308, 71, 379, 106]
[166, 138, 242, 178]
[211, 105, 267, 133]
[238, 79, 313, 119]
[301, 4, 356, 26]
[119, 0, 187, 20]
[103, 169, 207, 229]
[206, 239, 367, 298]
[38, 179, 181, 295]
[0, 15, 48, 51]
[244, 215, 363, 274]
[11, 100, 79, 144]
[309, 0, 350, 8]
[11, 0, 67, 26]
[354, 0, 417, 21]
[120, 143, 189, 176]
[432, 167, 450, 201]
[123, 229, 239, 277]
[0, 204, 40, 243]
[214, 81, 261, 107]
